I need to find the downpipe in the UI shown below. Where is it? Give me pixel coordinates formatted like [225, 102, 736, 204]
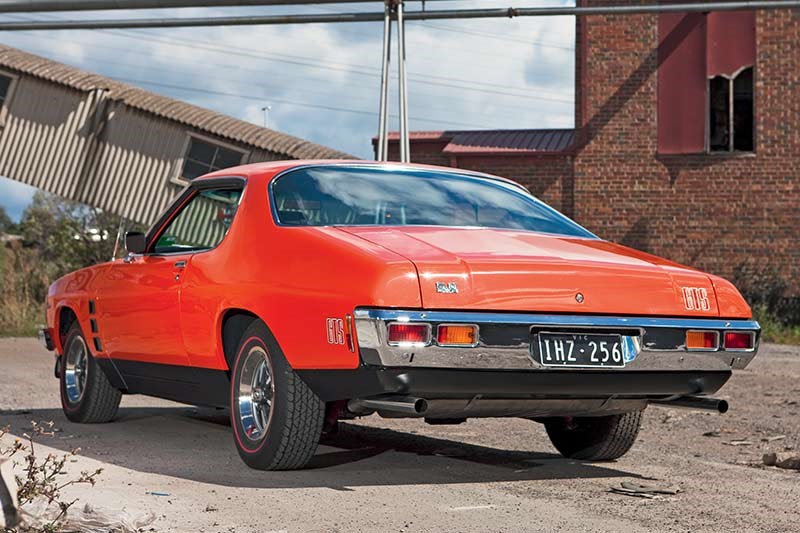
[650, 395, 729, 413]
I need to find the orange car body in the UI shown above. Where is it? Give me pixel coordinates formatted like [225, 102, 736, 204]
[42, 160, 758, 410]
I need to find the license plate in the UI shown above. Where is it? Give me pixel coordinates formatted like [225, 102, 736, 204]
[534, 332, 626, 368]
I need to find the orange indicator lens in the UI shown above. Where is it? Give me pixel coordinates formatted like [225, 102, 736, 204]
[686, 330, 718, 350]
[437, 325, 478, 346]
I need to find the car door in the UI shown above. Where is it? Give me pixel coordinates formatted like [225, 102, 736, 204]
[98, 252, 192, 365]
[99, 181, 244, 366]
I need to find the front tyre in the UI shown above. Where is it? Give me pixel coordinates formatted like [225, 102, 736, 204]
[544, 411, 642, 461]
[230, 321, 325, 470]
[59, 322, 121, 423]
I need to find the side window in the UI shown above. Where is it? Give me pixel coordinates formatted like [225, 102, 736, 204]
[153, 187, 243, 254]
[0, 73, 12, 107]
[180, 136, 246, 181]
[708, 67, 754, 153]
[0, 72, 17, 127]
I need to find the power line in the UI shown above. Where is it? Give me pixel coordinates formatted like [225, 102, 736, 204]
[104, 28, 573, 103]
[10, 36, 552, 125]
[295, 3, 574, 66]
[415, 21, 575, 51]
[115, 76, 493, 128]
[4, 11, 575, 102]
[10, 34, 552, 124]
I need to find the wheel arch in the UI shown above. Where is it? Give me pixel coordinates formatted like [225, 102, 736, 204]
[56, 305, 79, 353]
[220, 309, 263, 373]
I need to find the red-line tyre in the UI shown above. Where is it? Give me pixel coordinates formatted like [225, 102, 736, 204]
[59, 322, 121, 423]
[544, 411, 642, 461]
[230, 320, 325, 470]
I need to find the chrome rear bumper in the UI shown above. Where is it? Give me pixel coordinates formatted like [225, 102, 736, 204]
[354, 309, 760, 372]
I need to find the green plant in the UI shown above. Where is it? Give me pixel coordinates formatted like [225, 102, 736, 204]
[0, 192, 141, 337]
[0, 246, 42, 338]
[731, 262, 800, 345]
[752, 306, 800, 345]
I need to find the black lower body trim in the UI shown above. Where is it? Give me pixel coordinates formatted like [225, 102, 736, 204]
[296, 366, 732, 402]
[95, 358, 230, 408]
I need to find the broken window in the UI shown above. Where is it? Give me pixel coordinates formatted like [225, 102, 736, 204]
[708, 67, 754, 153]
[657, 11, 755, 155]
[180, 136, 246, 181]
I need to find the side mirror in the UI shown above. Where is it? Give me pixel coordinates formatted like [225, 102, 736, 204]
[124, 231, 147, 255]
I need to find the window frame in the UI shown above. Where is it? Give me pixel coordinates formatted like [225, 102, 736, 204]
[0, 69, 19, 128]
[705, 65, 755, 155]
[172, 132, 249, 186]
[144, 176, 246, 257]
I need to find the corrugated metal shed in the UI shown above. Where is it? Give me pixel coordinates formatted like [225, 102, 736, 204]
[0, 44, 352, 224]
[0, 45, 351, 161]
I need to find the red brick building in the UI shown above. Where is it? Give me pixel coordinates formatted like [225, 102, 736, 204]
[381, 2, 800, 291]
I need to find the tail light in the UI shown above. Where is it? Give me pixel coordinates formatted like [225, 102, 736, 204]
[686, 330, 718, 350]
[387, 323, 431, 346]
[437, 325, 479, 346]
[724, 331, 755, 351]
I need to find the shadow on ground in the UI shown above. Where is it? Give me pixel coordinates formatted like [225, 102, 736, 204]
[0, 406, 643, 490]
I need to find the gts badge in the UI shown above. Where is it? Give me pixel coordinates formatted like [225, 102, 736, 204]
[435, 282, 459, 294]
[326, 318, 345, 345]
[682, 287, 710, 311]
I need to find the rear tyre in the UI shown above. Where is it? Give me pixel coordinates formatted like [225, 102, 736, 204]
[544, 411, 642, 461]
[59, 322, 121, 423]
[230, 321, 325, 470]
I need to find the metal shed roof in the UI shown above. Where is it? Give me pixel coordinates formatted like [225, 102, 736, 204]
[384, 129, 575, 155]
[0, 44, 353, 160]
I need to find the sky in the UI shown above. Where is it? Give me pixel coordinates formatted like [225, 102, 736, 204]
[0, 0, 575, 222]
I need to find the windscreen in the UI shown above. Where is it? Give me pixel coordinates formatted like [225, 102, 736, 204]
[271, 166, 595, 238]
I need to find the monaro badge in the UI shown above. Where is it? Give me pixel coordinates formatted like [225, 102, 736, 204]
[435, 282, 459, 294]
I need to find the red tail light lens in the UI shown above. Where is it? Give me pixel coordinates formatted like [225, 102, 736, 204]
[387, 323, 430, 345]
[724, 332, 755, 350]
[686, 330, 718, 350]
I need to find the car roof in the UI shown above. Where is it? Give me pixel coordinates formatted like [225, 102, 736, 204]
[195, 159, 528, 192]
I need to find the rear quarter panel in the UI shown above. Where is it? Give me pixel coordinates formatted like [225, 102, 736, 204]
[180, 177, 421, 371]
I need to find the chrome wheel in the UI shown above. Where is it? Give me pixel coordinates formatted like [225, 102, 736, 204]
[64, 335, 88, 404]
[237, 345, 275, 442]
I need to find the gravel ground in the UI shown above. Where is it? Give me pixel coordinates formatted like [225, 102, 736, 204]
[0, 337, 798, 532]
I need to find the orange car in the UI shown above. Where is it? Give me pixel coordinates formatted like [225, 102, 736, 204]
[41, 161, 759, 470]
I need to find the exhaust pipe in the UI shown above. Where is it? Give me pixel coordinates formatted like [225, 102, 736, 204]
[651, 395, 728, 413]
[347, 396, 428, 416]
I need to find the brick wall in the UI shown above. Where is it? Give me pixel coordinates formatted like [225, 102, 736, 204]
[385, 139, 575, 217]
[574, 1, 800, 288]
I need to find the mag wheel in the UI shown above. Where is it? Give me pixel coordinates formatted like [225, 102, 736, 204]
[230, 321, 325, 470]
[59, 322, 121, 423]
[544, 411, 643, 461]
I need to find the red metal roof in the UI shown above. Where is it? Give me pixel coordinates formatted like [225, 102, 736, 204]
[384, 129, 575, 155]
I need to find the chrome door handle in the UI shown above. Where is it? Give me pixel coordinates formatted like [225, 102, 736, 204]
[174, 261, 187, 269]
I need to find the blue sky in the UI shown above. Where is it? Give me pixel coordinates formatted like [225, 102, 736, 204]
[0, 1, 575, 222]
